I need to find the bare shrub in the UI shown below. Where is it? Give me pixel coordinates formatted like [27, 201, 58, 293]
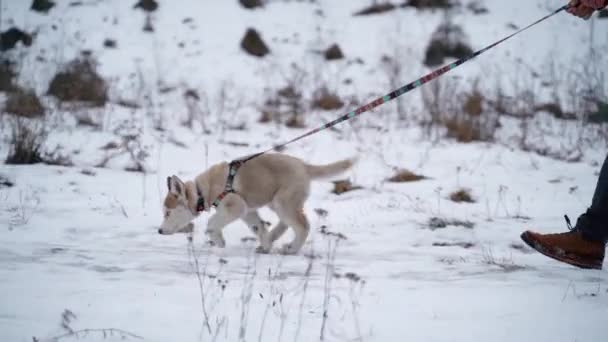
[332, 179, 363, 195]
[278, 85, 305, 128]
[381, 51, 408, 120]
[421, 76, 457, 138]
[312, 86, 344, 111]
[4, 87, 45, 118]
[259, 64, 308, 127]
[47, 55, 108, 106]
[449, 188, 475, 203]
[6, 189, 40, 229]
[96, 120, 149, 172]
[5, 118, 46, 164]
[386, 169, 427, 182]
[481, 246, 528, 272]
[183, 88, 210, 133]
[422, 78, 498, 142]
[427, 216, 474, 230]
[43, 146, 74, 167]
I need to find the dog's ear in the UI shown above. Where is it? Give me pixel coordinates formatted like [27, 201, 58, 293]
[168, 175, 184, 195]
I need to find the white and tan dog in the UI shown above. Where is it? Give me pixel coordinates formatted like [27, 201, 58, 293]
[159, 153, 355, 254]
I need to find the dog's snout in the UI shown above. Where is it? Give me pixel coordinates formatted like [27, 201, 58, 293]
[158, 228, 163, 234]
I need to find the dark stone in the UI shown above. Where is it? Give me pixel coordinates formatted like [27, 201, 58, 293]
[324, 43, 344, 60]
[31, 0, 55, 13]
[0, 28, 33, 52]
[354, 2, 396, 16]
[133, 0, 158, 12]
[239, 0, 263, 9]
[241, 28, 270, 57]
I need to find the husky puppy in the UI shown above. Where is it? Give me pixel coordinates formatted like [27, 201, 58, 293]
[159, 153, 355, 254]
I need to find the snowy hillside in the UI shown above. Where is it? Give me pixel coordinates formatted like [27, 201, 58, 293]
[1, 0, 608, 341]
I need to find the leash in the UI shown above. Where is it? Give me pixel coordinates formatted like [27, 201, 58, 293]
[200, 5, 570, 211]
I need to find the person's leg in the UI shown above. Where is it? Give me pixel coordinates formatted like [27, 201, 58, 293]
[575, 154, 608, 243]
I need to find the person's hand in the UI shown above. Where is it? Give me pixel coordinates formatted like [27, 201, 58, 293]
[567, 0, 608, 20]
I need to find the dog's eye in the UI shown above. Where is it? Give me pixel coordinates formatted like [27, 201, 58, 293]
[164, 211, 170, 218]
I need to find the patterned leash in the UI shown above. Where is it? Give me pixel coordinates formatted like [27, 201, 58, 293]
[206, 5, 570, 209]
[242, 5, 570, 163]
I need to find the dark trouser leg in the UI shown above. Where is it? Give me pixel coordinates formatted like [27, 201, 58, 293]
[576, 154, 608, 244]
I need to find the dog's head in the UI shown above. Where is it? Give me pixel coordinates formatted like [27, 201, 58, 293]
[158, 175, 196, 235]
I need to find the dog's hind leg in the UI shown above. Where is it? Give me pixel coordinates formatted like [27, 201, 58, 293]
[241, 210, 272, 253]
[273, 200, 310, 255]
[206, 193, 246, 248]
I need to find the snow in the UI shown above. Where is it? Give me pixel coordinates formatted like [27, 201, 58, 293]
[1, 0, 608, 341]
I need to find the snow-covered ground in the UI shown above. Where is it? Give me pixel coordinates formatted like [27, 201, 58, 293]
[1, 1, 608, 341]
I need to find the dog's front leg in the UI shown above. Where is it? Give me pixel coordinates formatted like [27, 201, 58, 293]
[241, 210, 271, 253]
[205, 194, 246, 247]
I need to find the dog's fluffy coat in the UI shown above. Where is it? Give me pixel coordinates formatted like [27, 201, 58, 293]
[160, 153, 355, 254]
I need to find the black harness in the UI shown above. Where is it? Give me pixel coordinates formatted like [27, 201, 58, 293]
[195, 160, 244, 212]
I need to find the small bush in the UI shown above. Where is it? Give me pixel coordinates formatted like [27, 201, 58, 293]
[312, 87, 344, 110]
[332, 179, 363, 195]
[47, 56, 108, 106]
[449, 188, 475, 203]
[354, 2, 396, 16]
[6, 119, 46, 164]
[462, 91, 483, 117]
[423, 78, 497, 142]
[5, 88, 45, 118]
[387, 169, 427, 182]
[240, 28, 269, 57]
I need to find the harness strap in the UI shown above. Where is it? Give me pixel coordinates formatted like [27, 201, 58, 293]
[195, 182, 206, 212]
[211, 160, 243, 208]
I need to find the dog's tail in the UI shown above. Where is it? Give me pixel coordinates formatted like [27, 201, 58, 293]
[305, 157, 357, 180]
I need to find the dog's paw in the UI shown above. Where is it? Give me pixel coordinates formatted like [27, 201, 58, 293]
[206, 231, 226, 248]
[279, 243, 298, 255]
[255, 245, 270, 254]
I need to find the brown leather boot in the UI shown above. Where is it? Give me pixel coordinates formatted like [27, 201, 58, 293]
[521, 230, 605, 270]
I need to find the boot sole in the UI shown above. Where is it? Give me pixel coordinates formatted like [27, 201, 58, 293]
[520, 232, 603, 270]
